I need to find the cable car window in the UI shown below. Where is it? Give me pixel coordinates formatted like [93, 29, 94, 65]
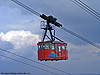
[51, 44, 54, 50]
[43, 44, 49, 50]
[58, 44, 61, 52]
[55, 44, 58, 52]
[62, 45, 65, 50]
[38, 45, 43, 50]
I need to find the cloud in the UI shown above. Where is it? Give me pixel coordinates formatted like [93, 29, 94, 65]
[0, 30, 40, 49]
[0, 30, 40, 60]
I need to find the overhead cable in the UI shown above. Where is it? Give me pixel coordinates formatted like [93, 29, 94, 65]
[78, 0, 100, 16]
[12, 0, 62, 27]
[0, 54, 59, 75]
[74, 0, 100, 18]
[12, 0, 40, 17]
[0, 48, 72, 75]
[71, 0, 100, 21]
[60, 26, 100, 49]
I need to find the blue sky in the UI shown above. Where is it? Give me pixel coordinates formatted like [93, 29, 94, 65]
[0, 0, 100, 75]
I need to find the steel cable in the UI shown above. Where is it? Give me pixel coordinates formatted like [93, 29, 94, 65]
[60, 26, 100, 49]
[12, 0, 41, 17]
[0, 54, 59, 75]
[0, 48, 72, 75]
[74, 0, 100, 18]
[78, 0, 100, 16]
[71, 0, 100, 21]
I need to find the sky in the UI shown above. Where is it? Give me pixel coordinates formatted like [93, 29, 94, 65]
[0, 0, 100, 75]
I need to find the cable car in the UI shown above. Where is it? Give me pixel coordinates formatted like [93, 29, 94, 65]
[37, 41, 68, 61]
[37, 20, 68, 61]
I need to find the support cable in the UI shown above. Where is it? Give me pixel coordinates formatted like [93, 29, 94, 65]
[12, 0, 41, 17]
[60, 26, 100, 49]
[74, 0, 100, 18]
[71, 0, 100, 21]
[0, 48, 72, 75]
[78, 0, 100, 16]
[12, 0, 62, 27]
[0, 54, 58, 75]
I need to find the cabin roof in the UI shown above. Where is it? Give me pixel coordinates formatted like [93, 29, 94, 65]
[37, 41, 67, 44]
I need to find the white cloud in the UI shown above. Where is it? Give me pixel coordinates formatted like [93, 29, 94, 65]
[0, 30, 40, 49]
[0, 30, 40, 60]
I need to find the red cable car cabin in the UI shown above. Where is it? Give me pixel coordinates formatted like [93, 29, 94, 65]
[37, 41, 68, 61]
